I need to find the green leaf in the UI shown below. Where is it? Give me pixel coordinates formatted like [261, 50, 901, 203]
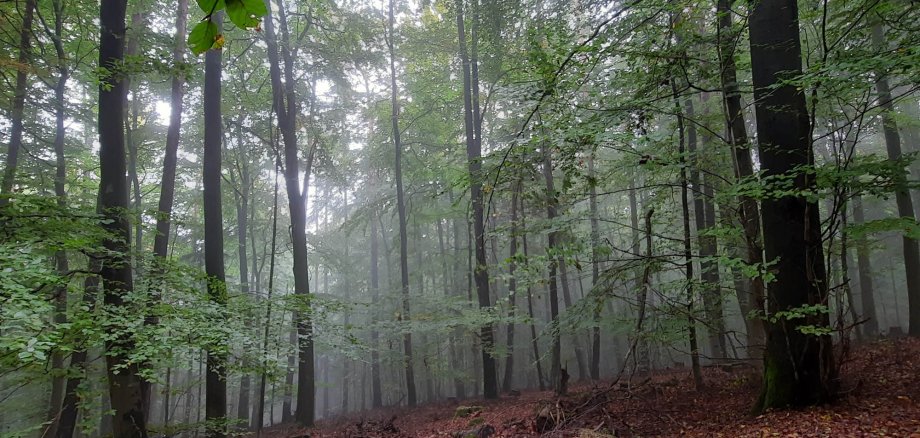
[188, 20, 220, 55]
[225, 0, 267, 29]
[196, 0, 225, 13]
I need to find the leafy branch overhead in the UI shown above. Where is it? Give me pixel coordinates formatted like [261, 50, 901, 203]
[188, 0, 267, 55]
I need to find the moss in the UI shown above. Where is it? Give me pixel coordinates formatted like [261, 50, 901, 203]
[454, 405, 483, 418]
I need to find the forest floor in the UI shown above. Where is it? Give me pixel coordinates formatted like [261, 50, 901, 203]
[262, 338, 920, 437]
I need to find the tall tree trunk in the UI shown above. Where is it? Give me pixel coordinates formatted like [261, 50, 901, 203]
[263, 0, 315, 424]
[125, 11, 145, 262]
[520, 201, 545, 391]
[456, 0, 498, 400]
[234, 142, 252, 427]
[45, 0, 70, 431]
[871, 23, 920, 336]
[717, 0, 766, 357]
[56, 260, 100, 438]
[387, 0, 417, 406]
[685, 96, 726, 361]
[449, 190, 469, 399]
[541, 137, 564, 394]
[588, 151, 602, 380]
[98, 0, 148, 435]
[749, 0, 834, 410]
[203, 13, 228, 437]
[851, 195, 878, 338]
[672, 81, 704, 390]
[370, 208, 384, 408]
[256, 161, 279, 438]
[0, 0, 36, 203]
[502, 181, 520, 392]
[628, 175, 651, 374]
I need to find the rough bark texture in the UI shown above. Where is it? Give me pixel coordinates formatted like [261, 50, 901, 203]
[749, 0, 835, 411]
[98, 0, 149, 435]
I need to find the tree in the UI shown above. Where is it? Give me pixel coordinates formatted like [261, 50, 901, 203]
[455, 0, 498, 400]
[262, 0, 315, 425]
[748, 0, 835, 410]
[98, 0, 148, 435]
[387, 0, 417, 407]
[0, 0, 36, 203]
[202, 11, 228, 437]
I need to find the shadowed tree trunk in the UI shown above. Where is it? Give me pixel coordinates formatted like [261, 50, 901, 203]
[43, 0, 70, 432]
[203, 12, 228, 437]
[0, 0, 36, 204]
[387, 0, 417, 406]
[98, 0, 148, 435]
[502, 180, 521, 392]
[871, 23, 920, 337]
[588, 151, 602, 380]
[672, 80, 704, 390]
[749, 0, 835, 410]
[717, 0, 766, 357]
[263, 0, 315, 424]
[520, 195, 546, 391]
[541, 135, 563, 394]
[456, 0, 498, 400]
[851, 195, 878, 338]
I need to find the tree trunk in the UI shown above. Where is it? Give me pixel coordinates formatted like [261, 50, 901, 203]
[98, 0, 148, 435]
[749, 0, 834, 410]
[370, 207, 384, 408]
[717, 0, 766, 358]
[234, 138, 252, 427]
[502, 181, 520, 392]
[456, 0, 498, 400]
[46, 0, 70, 431]
[851, 195, 878, 338]
[0, 0, 36, 203]
[588, 151, 602, 380]
[256, 164, 279, 438]
[871, 23, 920, 336]
[520, 202, 546, 391]
[541, 138, 564, 394]
[263, 0, 315, 424]
[203, 13, 228, 437]
[387, 0, 417, 406]
[672, 81, 704, 390]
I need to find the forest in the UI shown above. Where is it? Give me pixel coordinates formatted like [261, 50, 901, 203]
[1, 0, 919, 436]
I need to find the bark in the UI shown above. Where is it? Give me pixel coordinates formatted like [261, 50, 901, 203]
[203, 13, 228, 436]
[685, 96, 726, 360]
[98, 0, 148, 435]
[387, 0, 417, 406]
[851, 196, 879, 338]
[370, 209, 384, 408]
[502, 182, 520, 392]
[45, 0, 69, 431]
[234, 132, 252, 426]
[588, 151, 602, 380]
[541, 140, 563, 394]
[0, 0, 36, 203]
[749, 0, 835, 410]
[256, 165, 279, 437]
[673, 81, 704, 390]
[263, 0, 315, 424]
[56, 260, 100, 438]
[628, 176, 650, 374]
[871, 23, 920, 336]
[456, 0, 498, 400]
[520, 203, 546, 391]
[717, 0, 766, 357]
